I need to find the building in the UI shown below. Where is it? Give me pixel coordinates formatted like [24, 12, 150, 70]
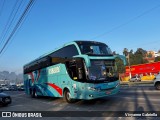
[147, 51, 160, 58]
[145, 51, 160, 63]
[154, 52, 160, 57]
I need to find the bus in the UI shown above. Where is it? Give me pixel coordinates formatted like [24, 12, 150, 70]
[23, 41, 120, 103]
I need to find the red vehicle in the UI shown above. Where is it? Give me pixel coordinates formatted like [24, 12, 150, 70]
[125, 61, 160, 76]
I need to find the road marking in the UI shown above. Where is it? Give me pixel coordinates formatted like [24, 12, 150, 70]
[120, 90, 160, 93]
[111, 95, 160, 101]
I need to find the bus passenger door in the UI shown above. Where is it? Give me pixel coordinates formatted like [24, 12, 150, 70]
[65, 58, 86, 99]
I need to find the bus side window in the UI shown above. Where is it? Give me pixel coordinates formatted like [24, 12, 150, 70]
[50, 45, 79, 58]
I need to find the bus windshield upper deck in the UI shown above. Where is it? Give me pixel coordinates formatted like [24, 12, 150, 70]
[76, 41, 112, 56]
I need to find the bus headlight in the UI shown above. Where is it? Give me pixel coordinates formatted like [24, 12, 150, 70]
[88, 87, 100, 92]
[88, 87, 96, 91]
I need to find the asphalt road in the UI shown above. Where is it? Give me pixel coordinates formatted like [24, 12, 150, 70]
[0, 85, 160, 120]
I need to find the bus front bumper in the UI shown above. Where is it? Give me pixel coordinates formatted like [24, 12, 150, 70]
[85, 85, 120, 100]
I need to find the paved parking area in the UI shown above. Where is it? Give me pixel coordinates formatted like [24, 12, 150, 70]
[0, 85, 160, 120]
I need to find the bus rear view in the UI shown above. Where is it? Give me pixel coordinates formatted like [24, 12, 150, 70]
[24, 40, 120, 103]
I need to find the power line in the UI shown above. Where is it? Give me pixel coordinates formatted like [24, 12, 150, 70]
[0, 1, 34, 58]
[91, 4, 160, 40]
[0, 0, 36, 58]
[0, 0, 21, 46]
[0, 0, 35, 55]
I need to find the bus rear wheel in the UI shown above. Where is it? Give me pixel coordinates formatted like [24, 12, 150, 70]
[30, 89, 37, 98]
[64, 89, 74, 103]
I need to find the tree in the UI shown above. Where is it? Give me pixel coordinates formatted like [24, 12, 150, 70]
[135, 48, 147, 57]
[122, 47, 150, 65]
[128, 53, 135, 65]
[133, 48, 147, 65]
[115, 57, 125, 73]
[136, 54, 144, 64]
[129, 49, 133, 54]
[123, 48, 128, 56]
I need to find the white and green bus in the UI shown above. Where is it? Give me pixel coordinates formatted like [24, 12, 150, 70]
[24, 41, 120, 103]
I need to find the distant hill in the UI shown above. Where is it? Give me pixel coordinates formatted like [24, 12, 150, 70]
[0, 71, 23, 81]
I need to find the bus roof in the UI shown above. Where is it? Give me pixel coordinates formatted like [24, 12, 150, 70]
[24, 40, 107, 67]
[24, 41, 77, 66]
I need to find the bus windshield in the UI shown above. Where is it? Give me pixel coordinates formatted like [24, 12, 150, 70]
[88, 60, 118, 80]
[77, 41, 112, 56]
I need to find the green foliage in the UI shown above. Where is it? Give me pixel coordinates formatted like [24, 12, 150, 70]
[134, 54, 144, 65]
[155, 56, 160, 62]
[123, 48, 149, 66]
[123, 48, 128, 56]
[135, 48, 147, 57]
[115, 57, 125, 73]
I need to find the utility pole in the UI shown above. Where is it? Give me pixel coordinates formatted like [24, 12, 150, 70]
[123, 48, 132, 79]
[127, 53, 132, 79]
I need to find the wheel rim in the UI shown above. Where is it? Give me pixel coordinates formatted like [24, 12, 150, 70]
[66, 91, 71, 101]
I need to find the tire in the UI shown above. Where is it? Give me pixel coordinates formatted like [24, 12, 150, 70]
[30, 89, 34, 98]
[30, 89, 37, 98]
[155, 83, 160, 90]
[2, 103, 8, 107]
[1, 97, 11, 106]
[64, 89, 74, 103]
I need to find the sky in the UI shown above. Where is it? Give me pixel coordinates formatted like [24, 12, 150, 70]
[0, 0, 160, 74]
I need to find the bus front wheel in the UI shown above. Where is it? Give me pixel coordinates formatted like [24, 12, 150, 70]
[64, 89, 74, 103]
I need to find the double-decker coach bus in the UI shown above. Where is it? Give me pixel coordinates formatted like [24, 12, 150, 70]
[24, 41, 120, 103]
